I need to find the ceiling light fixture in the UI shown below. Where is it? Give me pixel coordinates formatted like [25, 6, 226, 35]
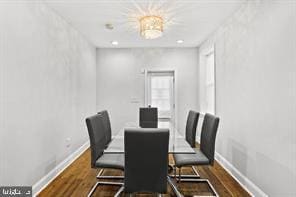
[111, 40, 118, 45]
[139, 15, 163, 39]
[176, 39, 184, 44]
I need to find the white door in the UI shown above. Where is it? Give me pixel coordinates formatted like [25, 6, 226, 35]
[145, 71, 175, 123]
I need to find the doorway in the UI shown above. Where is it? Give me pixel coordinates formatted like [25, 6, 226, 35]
[145, 70, 175, 126]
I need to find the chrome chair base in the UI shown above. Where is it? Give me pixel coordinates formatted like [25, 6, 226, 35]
[173, 166, 219, 197]
[96, 169, 124, 179]
[114, 185, 124, 197]
[114, 177, 176, 197]
[89, 177, 216, 197]
[169, 166, 200, 180]
[167, 176, 184, 197]
[87, 181, 123, 197]
[89, 176, 186, 197]
[179, 178, 219, 197]
[114, 186, 165, 197]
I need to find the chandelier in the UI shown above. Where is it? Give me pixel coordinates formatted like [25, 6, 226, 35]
[139, 16, 163, 39]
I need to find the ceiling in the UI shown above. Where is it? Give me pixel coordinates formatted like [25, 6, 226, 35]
[45, 0, 245, 48]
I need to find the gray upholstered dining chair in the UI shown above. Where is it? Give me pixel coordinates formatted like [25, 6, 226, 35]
[98, 110, 112, 147]
[185, 110, 200, 148]
[97, 110, 123, 179]
[173, 113, 220, 196]
[170, 110, 200, 179]
[85, 114, 124, 197]
[115, 128, 170, 197]
[139, 107, 158, 128]
[96, 110, 124, 180]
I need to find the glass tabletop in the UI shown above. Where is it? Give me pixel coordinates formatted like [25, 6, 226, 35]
[104, 122, 195, 154]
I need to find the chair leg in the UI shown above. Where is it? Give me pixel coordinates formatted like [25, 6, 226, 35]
[96, 169, 124, 179]
[178, 167, 181, 182]
[96, 168, 103, 177]
[169, 166, 200, 179]
[192, 166, 201, 177]
[114, 185, 124, 197]
[87, 182, 99, 197]
[167, 176, 184, 197]
[87, 181, 123, 197]
[178, 178, 219, 197]
[174, 166, 177, 179]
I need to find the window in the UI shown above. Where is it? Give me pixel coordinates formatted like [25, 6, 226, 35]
[145, 71, 175, 120]
[150, 76, 171, 118]
[201, 47, 215, 114]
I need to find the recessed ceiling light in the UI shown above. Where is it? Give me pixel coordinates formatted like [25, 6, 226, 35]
[111, 40, 118, 45]
[176, 40, 184, 44]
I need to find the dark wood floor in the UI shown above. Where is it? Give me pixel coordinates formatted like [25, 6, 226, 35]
[38, 148, 250, 197]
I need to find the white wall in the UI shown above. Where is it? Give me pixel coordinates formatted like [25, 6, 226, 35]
[96, 48, 199, 134]
[199, 0, 296, 196]
[0, 1, 96, 189]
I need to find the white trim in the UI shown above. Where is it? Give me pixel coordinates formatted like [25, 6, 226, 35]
[199, 45, 216, 115]
[215, 152, 268, 197]
[32, 141, 90, 196]
[144, 69, 148, 106]
[196, 137, 268, 197]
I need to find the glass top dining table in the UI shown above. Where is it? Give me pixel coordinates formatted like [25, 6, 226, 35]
[104, 121, 195, 154]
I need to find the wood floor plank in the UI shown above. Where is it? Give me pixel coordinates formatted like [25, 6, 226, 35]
[38, 148, 251, 197]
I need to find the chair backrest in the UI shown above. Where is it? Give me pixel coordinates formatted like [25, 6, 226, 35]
[139, 107, 158, 128]
[98, 110, 112, 145]
[185, 110, 199, 148]
[85, 114, 106, 168]
[200, 113, 220, 165]
[124, 128, 169, 194]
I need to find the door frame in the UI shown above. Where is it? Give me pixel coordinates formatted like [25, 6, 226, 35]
[144, 69, 176, 125]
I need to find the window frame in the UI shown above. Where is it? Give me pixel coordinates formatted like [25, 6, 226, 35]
[200, 46, 216, 115]
[144, 70, 176, 123]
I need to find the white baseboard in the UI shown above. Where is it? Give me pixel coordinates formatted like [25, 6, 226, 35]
[214, 152, 268, 197]
[196, 137, 267, 197]
[32, 141, 90, 196]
